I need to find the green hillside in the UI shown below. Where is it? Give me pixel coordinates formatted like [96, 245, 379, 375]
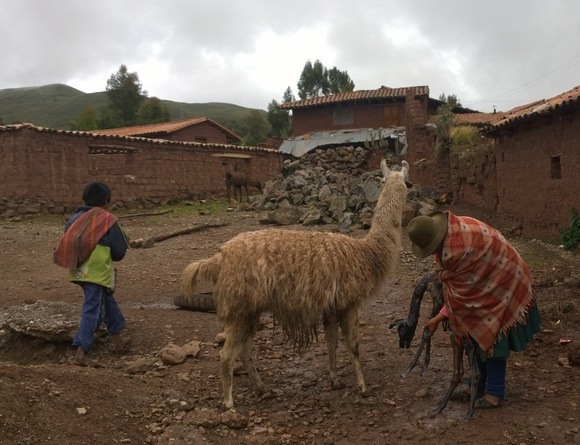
[0, 84, 266, 135]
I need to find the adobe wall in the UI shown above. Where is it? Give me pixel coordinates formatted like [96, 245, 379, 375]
[168, 121, 236, 144]
[404, 100, 580, 239]
[292, 102, 406, 136]
[451, 141, 498, 211]
[404, 91, 437, 186]
[493, 110, 580, 237]
[0, 126, 284, 217]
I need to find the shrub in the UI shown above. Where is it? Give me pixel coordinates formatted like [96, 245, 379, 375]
[451, 125, 478, 146]
[559, 208, 580, 250]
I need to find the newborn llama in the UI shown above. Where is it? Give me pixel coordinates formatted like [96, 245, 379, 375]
[183, 160, 411, 409]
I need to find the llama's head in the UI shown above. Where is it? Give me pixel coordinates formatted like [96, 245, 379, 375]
[389, 318, 417, 349]
[380, 160, 412, 188]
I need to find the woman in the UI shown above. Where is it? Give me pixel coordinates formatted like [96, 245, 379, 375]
[406, 211, 541, 408]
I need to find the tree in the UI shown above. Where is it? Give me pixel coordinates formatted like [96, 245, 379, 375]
[438, 93, 462, 108]
[327, 67, 355, 94]
[106, 64, 146, 126]
[241, 110, 270, 146]
[297, 60, 329, 99]
[74, 105, 98, 131]
[297, 60, 354, 99]
[267, 99, 292, 138]
[283, 86, 295, 103]
[96, 106, 123, 129]
[136, 97, 171, 125]
[434, 104, 456, 158]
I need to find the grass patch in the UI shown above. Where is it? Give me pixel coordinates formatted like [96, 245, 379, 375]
[451, 125, 478, 146]
[148, 199, 230, 217]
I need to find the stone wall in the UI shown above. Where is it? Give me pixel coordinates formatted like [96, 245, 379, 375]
[0, 126, 284, 217]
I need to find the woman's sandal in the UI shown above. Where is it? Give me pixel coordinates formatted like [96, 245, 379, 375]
[450, 387, 484, 402]
[475, 397, 502, 409]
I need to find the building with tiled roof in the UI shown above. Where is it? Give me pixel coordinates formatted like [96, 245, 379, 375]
[278, 86, 433, 136]
[484, 85, 580, 236]
[278, 86, 430, 110]
[95, 117, 242, 145]
[487, 85, 580, 131]
[0, 123, 284, 217]
[454, 112, 507, 127]
[278, 85, 478, 137]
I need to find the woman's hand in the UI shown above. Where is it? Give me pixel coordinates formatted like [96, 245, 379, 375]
[425, 312, 447, 336]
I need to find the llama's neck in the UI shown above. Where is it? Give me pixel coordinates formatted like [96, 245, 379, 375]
[366, 178, 406, 243]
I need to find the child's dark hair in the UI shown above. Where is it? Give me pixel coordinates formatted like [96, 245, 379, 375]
[82, 182, 112, 207]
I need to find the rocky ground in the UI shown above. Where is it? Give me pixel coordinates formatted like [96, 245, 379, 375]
[0, 202, 578, 445]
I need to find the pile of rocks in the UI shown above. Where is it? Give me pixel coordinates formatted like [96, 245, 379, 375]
[244, 146, 441, 230]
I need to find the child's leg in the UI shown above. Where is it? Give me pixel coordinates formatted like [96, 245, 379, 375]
[72, 283, 105, 354]
[102, 293, 126, 336]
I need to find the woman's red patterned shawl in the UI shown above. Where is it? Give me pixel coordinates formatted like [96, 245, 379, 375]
[436, 212, 534, 352]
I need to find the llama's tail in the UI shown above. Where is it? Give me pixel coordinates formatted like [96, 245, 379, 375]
[181, 254, 221, 295]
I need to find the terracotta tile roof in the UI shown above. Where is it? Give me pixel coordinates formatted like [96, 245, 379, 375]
[94, 117, 241, 141]
[489, 85, 580, 130]
[0, 123, 278, 154]
[278, 85, 429, 109]
[455, 112, 507, 126]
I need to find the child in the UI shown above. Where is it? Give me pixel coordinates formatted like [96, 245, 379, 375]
[54, 181, 130, 366]
[406, 211, 541, 408]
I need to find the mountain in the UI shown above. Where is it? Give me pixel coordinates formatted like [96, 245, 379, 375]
[0, 84, 265, 135]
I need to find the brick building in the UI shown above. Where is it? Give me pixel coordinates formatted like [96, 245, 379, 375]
[95, 117, 242, 145]
[405, 85, 580, 239]
[278, 86, 439, 136]
[0, 124, 283, 216]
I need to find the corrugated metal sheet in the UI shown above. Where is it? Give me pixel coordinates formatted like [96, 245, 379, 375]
[279, 127, 407, 157]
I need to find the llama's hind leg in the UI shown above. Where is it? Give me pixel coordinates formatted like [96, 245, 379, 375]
[219, 328, 247, 409]
[340, 309, 368, 395]
[432, 333, 464, 416]
[323, 312, 345, 390]
[240, 336, 266, 394]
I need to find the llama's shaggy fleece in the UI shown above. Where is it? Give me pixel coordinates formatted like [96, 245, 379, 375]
[182, 160, 410, 409]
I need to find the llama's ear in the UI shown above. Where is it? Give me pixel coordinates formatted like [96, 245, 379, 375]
[401, 160, 410, 180]
[380, 159, 391, 179]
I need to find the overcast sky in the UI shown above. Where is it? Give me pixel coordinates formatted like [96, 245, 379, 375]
[1, 1, 579, 113]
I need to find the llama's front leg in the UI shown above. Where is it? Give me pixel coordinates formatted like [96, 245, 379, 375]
[323, 312, 345, 390]
[433, 333, 464, 415]
[401, 328, 430, 377]
[340, 309, 368, 395]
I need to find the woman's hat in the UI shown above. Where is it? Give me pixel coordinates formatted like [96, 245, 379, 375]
[406, 211, 448, 258]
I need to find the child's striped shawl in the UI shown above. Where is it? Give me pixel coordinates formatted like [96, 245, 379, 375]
[53, 207, 117, 269]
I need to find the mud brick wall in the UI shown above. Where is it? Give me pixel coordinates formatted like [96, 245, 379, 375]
[451, 141, 498, 211]
[405, 102, 580, 239]
[404, 90, 437, 186]
[163, 120, 239, 144]
[291, 102, 406, 136]
[492, 110, 580, 237]
[0, 126, 284, 216]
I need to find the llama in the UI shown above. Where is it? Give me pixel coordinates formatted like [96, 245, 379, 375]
[225, 171, 263, 203]
[393, 271, 479, 420]
[182, 160, 411, 409]
[390, 271, 443, 375]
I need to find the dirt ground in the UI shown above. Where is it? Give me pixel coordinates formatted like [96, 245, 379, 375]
[0, 203, 578, 445]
